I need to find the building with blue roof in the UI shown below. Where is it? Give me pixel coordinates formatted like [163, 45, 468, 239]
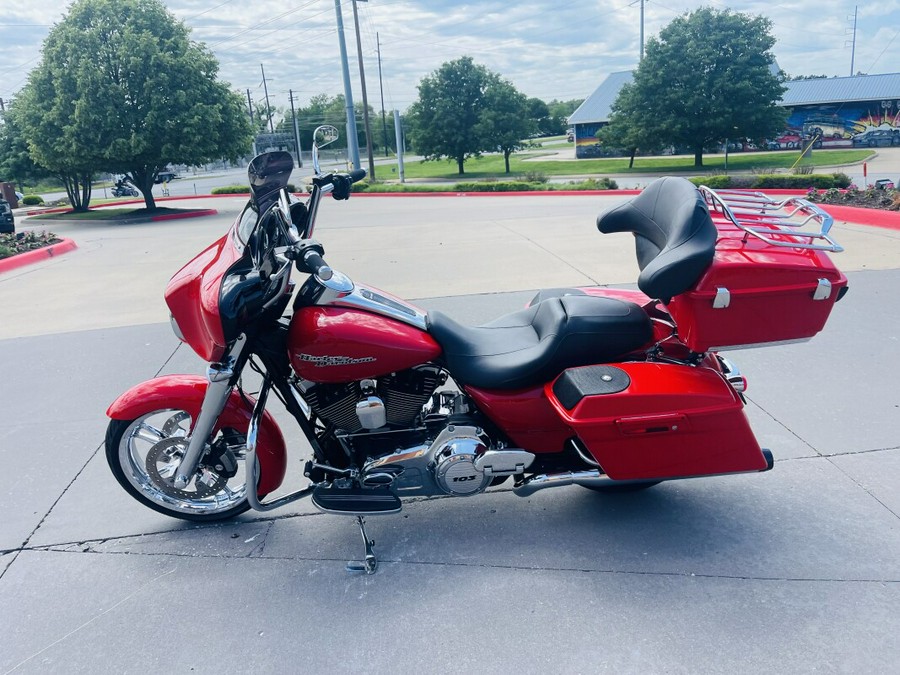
[568, 71, 900, 158]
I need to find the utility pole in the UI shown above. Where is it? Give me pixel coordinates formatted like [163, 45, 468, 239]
[260, 64, 275, 134]
[849, 5, 858, 76]
[333, 0, 361, 170]
[246, 89, 255, 123]
[289, 89, 303, 167]
[377, 33, 389, 157]
[639, 0, 645, 61]
[393, 110, 404, 183]
[351, 0, 375, 179]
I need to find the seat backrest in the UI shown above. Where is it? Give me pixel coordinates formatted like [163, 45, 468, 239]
[596, 176, 717, 302]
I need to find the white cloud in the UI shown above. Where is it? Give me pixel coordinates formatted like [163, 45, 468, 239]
[0, 0, 897, 110]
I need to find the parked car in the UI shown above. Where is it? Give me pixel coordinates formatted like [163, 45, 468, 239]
[155, 169, 178, 183]
[0, 198, 15, 234]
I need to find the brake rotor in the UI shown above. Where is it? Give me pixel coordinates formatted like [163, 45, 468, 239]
[145, 437, 226, 499]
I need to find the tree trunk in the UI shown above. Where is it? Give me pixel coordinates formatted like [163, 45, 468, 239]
[504, 149, 511, 174]
[61, 173, 92, 211]
[629, 147, 637, 169]
[457, 155, 465, 175]
[131, 167, 157, 211]
[693, 148, 704, 167]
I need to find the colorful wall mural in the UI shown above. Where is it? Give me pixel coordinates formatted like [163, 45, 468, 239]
[779, 101, 899, 149]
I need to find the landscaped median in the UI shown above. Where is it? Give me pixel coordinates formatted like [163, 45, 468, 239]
[26, 206, 218, 223]
[0, 232, 78, 274]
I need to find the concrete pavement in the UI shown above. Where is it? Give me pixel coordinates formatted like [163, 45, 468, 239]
[1, 195, 899, 673]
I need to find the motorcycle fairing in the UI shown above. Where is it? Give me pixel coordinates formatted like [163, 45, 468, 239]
[165, 233, 243, 362]
[106, 375, 287, 495]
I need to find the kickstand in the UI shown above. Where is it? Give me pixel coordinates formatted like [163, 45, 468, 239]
[346, 516, 378, 574]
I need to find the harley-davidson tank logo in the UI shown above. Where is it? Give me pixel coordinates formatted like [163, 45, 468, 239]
[296, 353, 377, 367]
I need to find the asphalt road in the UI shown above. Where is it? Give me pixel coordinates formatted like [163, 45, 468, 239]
[1, 195, 899, 672]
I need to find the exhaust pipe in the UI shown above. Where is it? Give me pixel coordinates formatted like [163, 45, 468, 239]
[514, 450, 775, 497]
[513, 470, 601, 497]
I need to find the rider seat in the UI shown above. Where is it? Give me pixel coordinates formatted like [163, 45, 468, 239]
[427, 295, 652, 390]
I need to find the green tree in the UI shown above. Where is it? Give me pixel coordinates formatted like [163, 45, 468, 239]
[0, 105, 53, 190]
[604, 7, 787, 167]
[595, 88, 653, 169]
[525, 98, 555, 137]
[19, 0, 253, 210]
[547, 98, 583, 134]
[407, 56, 497, 174]
[479, 79, 533, 173]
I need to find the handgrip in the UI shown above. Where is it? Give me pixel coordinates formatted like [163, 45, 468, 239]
[302, 250, 333, 281]
[347, 169, 367, 184]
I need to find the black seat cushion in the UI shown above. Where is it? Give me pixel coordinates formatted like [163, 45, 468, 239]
[596, 176, 717, 302]
[427, 296, 652, 390]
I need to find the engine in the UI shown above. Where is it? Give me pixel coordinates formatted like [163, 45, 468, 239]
[298, 365, 445, 433]
[299, 366, 535, 498]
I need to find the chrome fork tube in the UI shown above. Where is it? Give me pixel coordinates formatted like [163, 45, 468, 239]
[173, 336, 245, 489]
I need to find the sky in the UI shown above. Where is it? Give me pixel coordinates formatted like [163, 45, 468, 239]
[1, 0, 898, 120]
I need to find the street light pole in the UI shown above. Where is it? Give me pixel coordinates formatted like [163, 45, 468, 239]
[260, 63, 275, 134]
[377, 32, 389, 157]
[333, 0, 361, 170]
[289, 89, 303, 167]
[351, 0, 376, 179]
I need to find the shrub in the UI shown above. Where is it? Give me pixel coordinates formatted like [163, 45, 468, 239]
[692, 173, 846, 190]
[22, 194, 44, 205]
[523, 170, 549, 184]
[832, 172, 852, 188]
[452, 181, 538, 192]
[0, 231, 61, 259]
[793, 165, 815, 175]
[564, 177, 619, 190]
[690, 175, 732, 189]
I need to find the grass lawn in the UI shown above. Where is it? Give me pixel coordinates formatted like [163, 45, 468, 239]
[398, 149, 874, 180]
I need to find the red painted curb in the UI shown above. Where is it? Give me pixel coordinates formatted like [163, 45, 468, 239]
[819, 204, 900, 231]
[0, 238, 78, 274]
[151, 208, 218, 221]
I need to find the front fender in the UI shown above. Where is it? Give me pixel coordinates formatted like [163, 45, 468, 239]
[106, 374, 287, 496]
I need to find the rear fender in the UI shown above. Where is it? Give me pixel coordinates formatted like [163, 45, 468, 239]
[106, 374, 287, 496]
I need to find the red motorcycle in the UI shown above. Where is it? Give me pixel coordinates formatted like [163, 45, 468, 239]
[105, 127, 847, 573]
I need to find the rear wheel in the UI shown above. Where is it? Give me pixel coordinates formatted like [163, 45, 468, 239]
[106, 408, 251, 522]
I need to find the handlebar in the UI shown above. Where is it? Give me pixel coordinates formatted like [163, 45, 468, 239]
[301, 249, 333, 281]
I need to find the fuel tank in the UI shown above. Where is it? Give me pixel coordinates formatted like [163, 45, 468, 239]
[288, 306, 442, 383]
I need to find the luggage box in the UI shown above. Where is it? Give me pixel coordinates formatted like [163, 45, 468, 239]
[668, 187, 848, 352]
[547, 363, 767, 480]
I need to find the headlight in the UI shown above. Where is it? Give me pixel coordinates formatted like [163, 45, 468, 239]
[169, 313, 186, 342]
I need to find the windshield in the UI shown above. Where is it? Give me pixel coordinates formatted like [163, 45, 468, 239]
[248, 151, 294, 215]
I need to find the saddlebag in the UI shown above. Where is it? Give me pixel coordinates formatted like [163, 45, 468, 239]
[547, 363, 768, 481]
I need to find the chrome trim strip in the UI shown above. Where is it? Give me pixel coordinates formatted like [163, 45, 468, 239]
[711, 337, 811, 351]
[325, 283, 428, 331]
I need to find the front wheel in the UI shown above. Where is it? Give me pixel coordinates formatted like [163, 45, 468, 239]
[106, 408, 251, 522]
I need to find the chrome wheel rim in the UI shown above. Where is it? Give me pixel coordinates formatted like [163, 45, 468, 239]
[118, 409, 247, 515]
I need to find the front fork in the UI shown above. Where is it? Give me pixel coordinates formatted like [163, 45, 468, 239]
[173, 336, 246, 489]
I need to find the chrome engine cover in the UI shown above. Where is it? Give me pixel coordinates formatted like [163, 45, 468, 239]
[432, 426, 491, 496]
[362, 424, 535, 498]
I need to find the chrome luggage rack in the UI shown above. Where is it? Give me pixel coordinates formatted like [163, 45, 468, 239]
[698, 185, 843, 253]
